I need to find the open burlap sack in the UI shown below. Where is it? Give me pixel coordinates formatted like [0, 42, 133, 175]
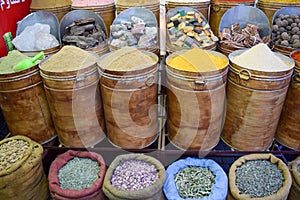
[0, 135, 48, 200]
[288, 156, 300, 200]
[103, 153, 166, 200]
[228, 153, 292, 200]
[48, 150, 107, 200]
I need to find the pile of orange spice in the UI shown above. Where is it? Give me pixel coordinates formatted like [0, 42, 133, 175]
[167, 48, 228, 72]
[291, 50, 300, 63]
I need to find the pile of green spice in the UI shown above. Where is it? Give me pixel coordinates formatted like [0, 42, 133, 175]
[235, 160, 284, 198]
[111, 159, 159, 191]
[174, 166, 215, 199]
[0, 139, 29, 171]
[58, 157, 100, 190]
[0, 50, 30, 74]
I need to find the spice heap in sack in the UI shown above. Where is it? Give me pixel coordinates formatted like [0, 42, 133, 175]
[12, 23, 59, 51]
[288, 156, 300, 200]
[103, 154, 166, 200]
[166, 48, 228, 72]
[167, 9, 218, 48]
[0, 135, 49, 200]
[272, 14, 300, 48]
[48, 150, 107, 200]
[228, 153, 292, 200]
[164, 157, 228, 200]
[219, 23, 270, 48]
[110, 16, 157, 48]
[62, 17, 107, 49]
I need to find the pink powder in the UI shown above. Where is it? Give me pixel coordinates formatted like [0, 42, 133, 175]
[72, 0, 114, 7]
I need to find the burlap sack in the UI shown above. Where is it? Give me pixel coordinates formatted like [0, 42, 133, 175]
[228, 153, 292, 200]
[103, 153, 166, 200]
[48, 150, 107, 200]
[288, 156, 300, 200]
[0, 135, 48, 200]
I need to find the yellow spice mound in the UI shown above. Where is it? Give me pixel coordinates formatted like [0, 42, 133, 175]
[167, 48, 228, 72]
[40, 46, 98, 72]
[98, 47, 157, 71]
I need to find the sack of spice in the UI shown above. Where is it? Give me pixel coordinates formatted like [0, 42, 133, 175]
[48, 150, 107, 200]
[163, 157, 228, 200]
[228, 153, 292, 200]
[288, 156, 300, 200]
[0, 135, 49, 200]
[103, 153, 166, 200]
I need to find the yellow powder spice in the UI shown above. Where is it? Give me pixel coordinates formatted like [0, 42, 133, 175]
[98, 47, 157, 71]
[167, 48, 228, 72]
[0, 50, 30, 74]
[40, 46, 98, 72]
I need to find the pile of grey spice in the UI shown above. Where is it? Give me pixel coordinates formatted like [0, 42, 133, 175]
[235, 160, 284, 198]
[58, 157, 100, 190]
[174, 166, 215, 199]
[111, 159, 159, 191]
[0, 139, 29, 171]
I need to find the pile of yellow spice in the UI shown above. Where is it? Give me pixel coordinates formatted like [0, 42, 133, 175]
[167, 48, 228, 72]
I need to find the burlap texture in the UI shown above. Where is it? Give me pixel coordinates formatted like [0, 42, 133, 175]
[0, 136, 48, 200]
[287, 156, 300, 200]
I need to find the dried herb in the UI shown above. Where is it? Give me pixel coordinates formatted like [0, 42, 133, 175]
[111, 159, 158, 191]
[235, 160, 284, 198]
[174, 166, 215, 199]
[0, 139, 29, 171]
[58, 157, 100, 190]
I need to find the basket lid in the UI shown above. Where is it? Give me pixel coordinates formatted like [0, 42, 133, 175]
[219, 5, 270, 38]
[16, 11, 61, 45]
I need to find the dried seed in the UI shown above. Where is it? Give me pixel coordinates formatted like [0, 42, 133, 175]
[111, 159, 158, 191]
[235, 160, 284, 198]
[58, 157, 100, 190]
[0, 139, 29, 171]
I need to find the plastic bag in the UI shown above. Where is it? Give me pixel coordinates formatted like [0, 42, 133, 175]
[163, 157, 228, 200]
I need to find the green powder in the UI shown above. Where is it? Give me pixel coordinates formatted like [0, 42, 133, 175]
[0, 50, 30, 74]
[98, 47, 157, 71]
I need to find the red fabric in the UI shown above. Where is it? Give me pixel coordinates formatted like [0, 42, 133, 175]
[0, 0, 31, 57]
[48, 150, 107, 200]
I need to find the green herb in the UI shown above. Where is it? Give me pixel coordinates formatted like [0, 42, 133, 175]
[58, 157, 100, 190]
[174, 166, 215, 199]
[235, 160, 284, 198]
